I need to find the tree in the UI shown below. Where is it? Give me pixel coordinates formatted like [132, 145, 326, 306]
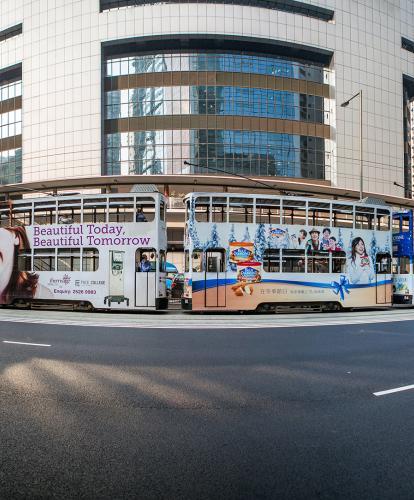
[227, 224, 237, 271]
[347, 231, 354, 257]
[370, 231, 378, 263]
[205, 223, 220, 249]
[187, 197, 202, 249]
[254, 224, 267, 262]
[384, 235, 391, 255]
[338, 228, 344, 250]
[267, 224, 275, 249]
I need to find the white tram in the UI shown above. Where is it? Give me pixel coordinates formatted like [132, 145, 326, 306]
[0, 191, 168, 310]
[182, 193, 393, 312]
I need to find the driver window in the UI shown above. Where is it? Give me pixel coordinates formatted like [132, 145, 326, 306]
[205, 249, 225, 272]
[376, 253, 391, 274]
[192, 250, 204, 272]
[136, 248, 156, 272]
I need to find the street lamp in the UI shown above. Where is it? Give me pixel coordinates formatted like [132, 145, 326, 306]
[341, 90, 363, 200]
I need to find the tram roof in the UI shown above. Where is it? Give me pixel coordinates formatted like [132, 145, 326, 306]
[184, 192, 390, 210]
[1, 191, 165, 207]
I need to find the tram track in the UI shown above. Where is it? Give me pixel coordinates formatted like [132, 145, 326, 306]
[0, 307, 414, 330]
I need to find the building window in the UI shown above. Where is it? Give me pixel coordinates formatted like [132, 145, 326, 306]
[0, 148, 22, 184]
[402, 37, 414, 55]
[0, 24, 22, 44]
[100, 0, 334, 22]
[105, 86, 328, 124]
[104, 129, 327, 180]
[105, 52, 329, 84]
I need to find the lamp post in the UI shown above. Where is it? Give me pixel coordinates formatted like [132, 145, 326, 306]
[341, 90, 363, 200]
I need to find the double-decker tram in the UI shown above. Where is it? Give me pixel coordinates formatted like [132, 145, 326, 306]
[392, 210, 414, 305]
[182, 193, 393, 312]
[0, 191, 168, 311]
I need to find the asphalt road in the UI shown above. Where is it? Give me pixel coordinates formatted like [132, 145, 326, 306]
[1, 318, 414, 499]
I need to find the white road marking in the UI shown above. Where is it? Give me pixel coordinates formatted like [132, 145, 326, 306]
[2, 340, 51, 347]
[373, 384, 414, 397]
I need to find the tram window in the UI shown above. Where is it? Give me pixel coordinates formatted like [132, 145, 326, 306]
[263, 249, 280, 272]
[376, 253, 391, 274]
[332, 204, 353, 228]
[376, 209, 390, 231]
[57, 248, 81, 272]
[195, 197, 210, 222]
[185, 200, 190, 221]
[229, 198, 253, 223]
[283, 200, 306, 225]
[212, 197, 227, 223]
[281, 250, 305, 273]
[109, 198, 134, 223]
[0, 208, 10, 227]
[399, 256, 411, 274]
[283, 208, 307, 225]
[136, 198, 155, 222]
[184, 250, 190, 273]
[34, 207, 56, 225]
[392, 217, 401, 233]
[307, 251, 329, 273]
[308, 202, 330, 227]
[136, 248, 156, 272]
[159, 250, 166, 272]
[83, 199, 107, 223]
[256, 199, 280, 224]
[159, 201, 166, 222]
[355, 207, 374, 230]
[332, 251, 347, 273]
[192, 250, 203, 272]
[82, 248, 99, 272]
[34, 249, 56, 271]
[205, 249, 225, 272]
[392, 257, 398, 274]
[58, 202, 81, 224]
[12, 209, 32, 226]
[18, 250, 32, 271]
[402, 218, 410, 232]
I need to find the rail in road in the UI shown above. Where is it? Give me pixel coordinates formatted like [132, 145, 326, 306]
[0, 307, 414, 329]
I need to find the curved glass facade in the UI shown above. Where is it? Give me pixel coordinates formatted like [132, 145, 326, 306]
[104, 130, 326, 179]
[105, 52, 329, 84]
[103, 49, 332, 182]
[105, 86, 328, 124]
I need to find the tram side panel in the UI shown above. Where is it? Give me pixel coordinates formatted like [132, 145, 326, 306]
[183, 221, 392, 312]
[2, 221, 167, 310]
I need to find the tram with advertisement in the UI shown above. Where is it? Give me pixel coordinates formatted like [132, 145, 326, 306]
[0, 191, 168, 310]
[181, 193, 393, 312]
[392, 210, 414, 304]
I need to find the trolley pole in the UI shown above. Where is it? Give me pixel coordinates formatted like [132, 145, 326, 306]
[341, 90, 363, 200]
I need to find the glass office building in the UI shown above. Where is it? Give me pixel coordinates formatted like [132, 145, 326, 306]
[0, 0, 413, 199]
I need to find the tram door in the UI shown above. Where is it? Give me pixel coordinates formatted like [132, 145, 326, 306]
[135, 248, 157, 307]
[376, 253, 392, 304]
[204, 249, 226, 307]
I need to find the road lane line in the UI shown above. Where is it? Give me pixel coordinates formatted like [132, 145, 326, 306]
[2, 340, 51, 347]
[373, 384, 414, 397]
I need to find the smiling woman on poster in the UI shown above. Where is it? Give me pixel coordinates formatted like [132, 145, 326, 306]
[0, 227, 38, 304]
[348, 237, 375, 284]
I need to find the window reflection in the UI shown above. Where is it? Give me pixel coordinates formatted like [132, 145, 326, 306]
[0, 148, 22, 184]
[105, 86, 328, 124]
[105, 52, 329, 84]
[104, 130, 326, 180]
